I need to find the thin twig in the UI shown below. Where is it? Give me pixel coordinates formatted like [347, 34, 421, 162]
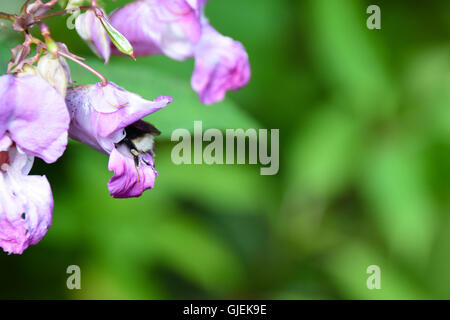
[0, 12, 15, 21]
[58, 50, 108, 86]
[34, 6, 93, 21]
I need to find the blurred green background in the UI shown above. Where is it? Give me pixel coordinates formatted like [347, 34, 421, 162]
[0, 0, 449, 299]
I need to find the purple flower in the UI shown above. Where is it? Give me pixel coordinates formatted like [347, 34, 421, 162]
[76, 9, 111, 63]
[192, 24, 250, 105]
[0, 74, 70, 254]
[109, 0, 202, 60]
[0, 136, 53, 254]
[0, 74, 70, 163]
[109, 0, 250, 104]
[65, 82, 172, 198]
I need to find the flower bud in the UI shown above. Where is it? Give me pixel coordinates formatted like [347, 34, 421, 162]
[37, 53, 72, 96]
[16, 64, 38, 77]
[8, 44, 31, 72]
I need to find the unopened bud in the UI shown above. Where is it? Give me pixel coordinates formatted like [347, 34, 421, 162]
[16, 64, 38, 77]
[37, 53, 72, 96]
[8, 44, 31, 72]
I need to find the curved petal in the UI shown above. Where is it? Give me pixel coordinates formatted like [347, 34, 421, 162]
[191, 25, 251, 105]
[0, 146, 52, 254]
[65, 82, 169, 198]
[0, 75, 70, 163]
[95, 91, 172, 138]
[66, 83, 172, 148]
[110, 0, 201, 60]
[110, 1, 165, 57]
[107, 146, 158, 198]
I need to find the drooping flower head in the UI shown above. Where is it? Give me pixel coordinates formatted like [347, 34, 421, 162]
[0, 74, 70, 254]
[109, 0, 202, 60]
[65, 82, 172, 198]
[191, 24, 250, 105]
[0, 74, 70, 163]
[109, 0, 250, 105]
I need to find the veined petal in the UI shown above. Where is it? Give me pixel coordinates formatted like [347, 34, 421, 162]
[66, 82, 172, 143]
[0, 74, 70, 163]
[110, 1, 165, 57]
[110, 0, 201, 60]
[95, 92, 172, 139]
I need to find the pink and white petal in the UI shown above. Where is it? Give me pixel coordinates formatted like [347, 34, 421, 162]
[76, 10, 111, 63]
[0, 75, 16, 137]
[88, 83, 130, 114]
[110, 0, 200, 60]
[96, 92, 172, 138]
[0, 147, 52, 254]
[107, 146, 158, 198]
[110, 1, 164, 57]
[7, 75, 70, 163]
[66, 83, 171, 152]
[192, 25, 250, 105]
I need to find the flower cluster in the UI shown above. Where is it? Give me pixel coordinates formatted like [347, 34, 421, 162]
[0, 0, 250, 254]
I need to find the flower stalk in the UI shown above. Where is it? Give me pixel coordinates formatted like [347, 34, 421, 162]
[34, 6, 93, 21]
[0, 12, 15, 21]
[57, 50, 108, 86]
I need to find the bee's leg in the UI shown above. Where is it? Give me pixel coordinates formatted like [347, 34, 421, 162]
[132, 151, 141, 183]
[131, 149, 140, 157]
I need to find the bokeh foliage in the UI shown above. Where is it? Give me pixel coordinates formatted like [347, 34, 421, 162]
[0, 0, 449, 299]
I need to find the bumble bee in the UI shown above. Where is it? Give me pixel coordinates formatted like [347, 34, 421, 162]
[120, 120, 161, 167]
